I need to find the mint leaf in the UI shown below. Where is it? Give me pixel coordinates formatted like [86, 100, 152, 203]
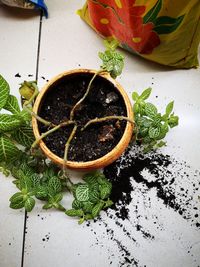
[0, 114, 22, 132]
[4, 95, 20, 114]
[75, 184, 89, 202]
[0, 75, 10, 111]
[24, 197, 35, 212]
[0, 135, 19, 162]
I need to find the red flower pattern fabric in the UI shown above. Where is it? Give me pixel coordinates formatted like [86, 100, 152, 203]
[88, 0, 160, 54]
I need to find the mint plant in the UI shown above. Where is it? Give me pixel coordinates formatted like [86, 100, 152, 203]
[132, 88, 179, 152]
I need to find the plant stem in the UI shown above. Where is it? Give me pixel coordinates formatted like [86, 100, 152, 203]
[23, 82, 39, 107]
[63, 124, 77, 175]
[70, 70, 103, 120]
[81, 116, 135, 131]
[23, 106, 53, 127]
[31, 120, 75, 148]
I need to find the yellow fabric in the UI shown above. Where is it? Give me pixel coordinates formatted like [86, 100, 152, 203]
[78, 0, 200, 68]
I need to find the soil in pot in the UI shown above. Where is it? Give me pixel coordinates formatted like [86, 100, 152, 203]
[38, 72, 127, 162]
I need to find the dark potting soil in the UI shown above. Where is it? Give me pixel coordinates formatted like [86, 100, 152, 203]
[38, 73, 127, 162]
[85, 146, 200, 266]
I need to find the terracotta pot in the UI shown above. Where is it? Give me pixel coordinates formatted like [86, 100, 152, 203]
[32, 69, 134, 171]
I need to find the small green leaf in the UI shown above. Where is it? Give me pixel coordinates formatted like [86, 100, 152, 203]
[156, 140, 166, 148]
[43, 203, 53, 209]
[20, 110, 31, 122]
[4, 95, 20, 114]
[52, 193, 63, 203]
[82, 201, 95, 213]
[104, 199, 114, 208]
[140, 88, 152, 100]
[11, 125, 35, 148]
[89, 187, 100, 203]
[10, 200, 25, 209]
[144, 103, 158, 118]
[72, 199, 83, 210]
[148, 126, 161, 139]
[133, 103, 139, 113]
[35, 185, 48, 199]
[84, 214, 93, 220]
[0, 75, 10, 111]
[132, 92, 139, 101]
[48, 176, 62, 196]
[143, 0, 162, 24]
[99, 183, 112, 200]
[75, 184, 89, 202]
[78, 217, 85, 224]
[0, 135, 19, 162]
[165, 101, 174, 116]
[168, 115, 179, 128]
[92, 201, 104, 218]
[65, 209, 84, 217]
[0, 114, 22, 132]
[9, 192, 24, 203]
[24, 197, 35, 212]
[83, 171, 99, 184]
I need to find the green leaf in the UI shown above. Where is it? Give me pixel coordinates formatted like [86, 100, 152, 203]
[168, 115, 179, 128]
[11, 124, 35, 148]
[132, 92, 139, 101]
[72, 199, 83, 210]
[0, 75, 10, 111]
[20, 110, 31, 122]
[156, 140, 166, 148]
[48, 176, 62, 196]
[24, 197, 35, 212]
[10, 200, 25, 209]
[140, 88, 152, 100]
[75, 184, 89, 202]
[92, 201, 104, 218]
[99, 183, 112, 200]
[0, 135, 19, 162]
[84, 214, 93, 220]
[78, 217, 85, 224]
[35, 185, 48, 199]
[4, 95, 20, 114]
[9, 192, 24, 203]
[143, 0, 162, 24]
[30, 173, 40, 188]
[104, 199, 113, 208]
[52, 193, 63, 203]
[82, 201, 95, 213]
[136, 117, 152, 128]
[83, 171, 99, 184]
[165, 101, 174, 116]
[65, 209, 84, 217]
[154, 15, 184, 34]
[89, 186, 100, 203]
[148, 126, 161, 139]
[0, 114, 22, 132]
[155, 16, 182, 26]
[144, 103, 158, 118]
[43, 203, 53, 209]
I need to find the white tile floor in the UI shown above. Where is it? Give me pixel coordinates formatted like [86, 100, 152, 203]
[0, 1, 200, 267]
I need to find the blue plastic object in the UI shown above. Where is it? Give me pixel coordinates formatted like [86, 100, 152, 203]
[29, 0, 48, 17]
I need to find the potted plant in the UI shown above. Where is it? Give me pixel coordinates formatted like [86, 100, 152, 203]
[0, 39, 179, 223]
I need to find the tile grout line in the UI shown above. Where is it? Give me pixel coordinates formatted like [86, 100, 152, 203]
[20, 11, 43, 267]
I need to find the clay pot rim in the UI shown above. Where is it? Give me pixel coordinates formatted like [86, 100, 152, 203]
[32, 69, 134, 171]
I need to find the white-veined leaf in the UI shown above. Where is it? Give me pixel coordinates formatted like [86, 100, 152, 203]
[0, 135, 19, 162]
[24, 197, 35, 212]
[0, 75, 10, 111]
[148, 126, 161, 139]
[4, 95, 20, 114]
[0, 114, 22, 132]
[144, 102, 158, 118]
[92, 201, 104, 218]
[75, 184, 89, 202]
[48, 176, 62, 196]
[12, 124, 35, 148]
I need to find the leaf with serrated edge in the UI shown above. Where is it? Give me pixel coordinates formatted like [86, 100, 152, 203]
[0, 114, 22, 132]
[4, 95, 20, 114]
[0, 135, 19, 162]
[0, 75, 10, 111]
[75, 184, 89, 202]
[12, 124, 35, 148]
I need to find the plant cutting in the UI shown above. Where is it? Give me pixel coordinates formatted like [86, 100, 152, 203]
[0, 39, 179, 223]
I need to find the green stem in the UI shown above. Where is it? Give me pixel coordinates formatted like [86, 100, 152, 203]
[63, 124, 77, 177]
[81, 116, 135, 131]
[23, 106, 53, 127]
[70, 70, 103, 120]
